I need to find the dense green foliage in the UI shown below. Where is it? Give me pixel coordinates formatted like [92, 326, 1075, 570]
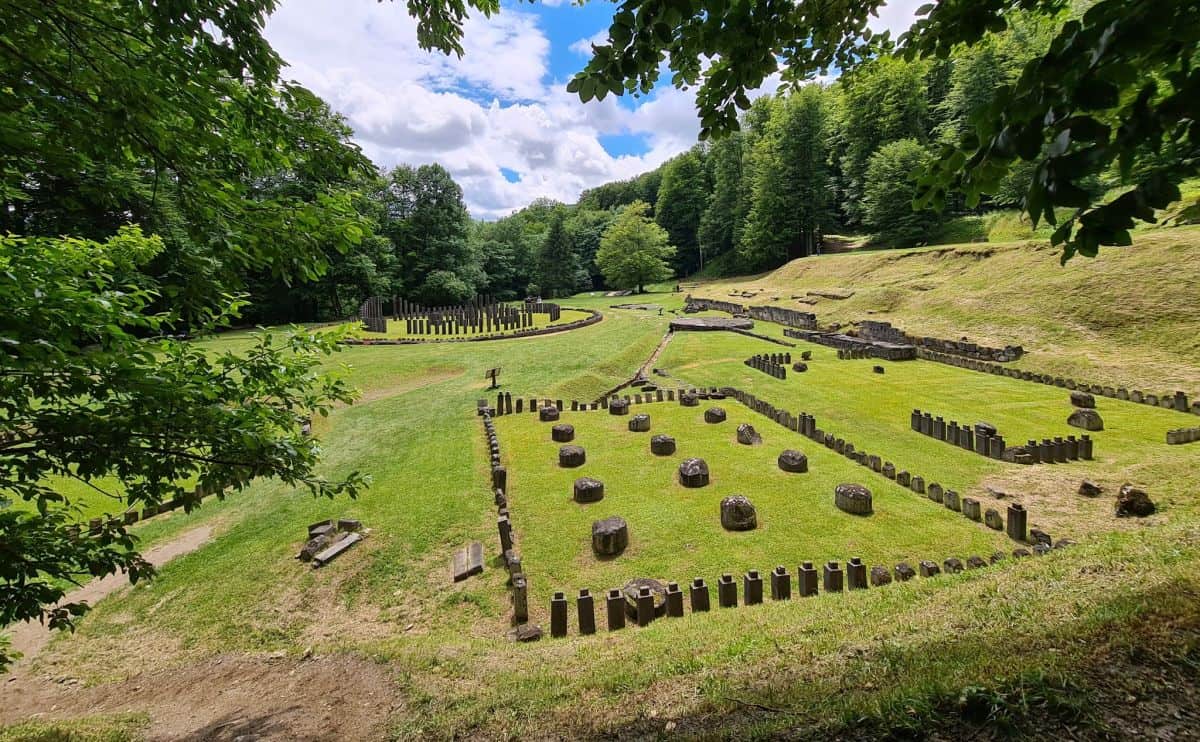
[595, 201, 676, 292]
[864, 140, 943, 247]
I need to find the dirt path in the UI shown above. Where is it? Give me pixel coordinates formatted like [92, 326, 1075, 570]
[594, 329, 676, 401]
[7, 524, 215, 663]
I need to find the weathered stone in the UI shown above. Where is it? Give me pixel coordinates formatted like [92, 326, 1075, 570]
[622, 578, 667, 619]
[1012, 547, 1032, 558]
[894, 562, 916, 581]
[1070, 391, 1096, 408]
[870, 566, 892, 587]
[573, 477, 605, 503]
[591, 516, 629, 556]
[1030, 528, 1052, 546]
[1077, 480, 1103, 497]
[777, 449, 809, 473]
[704, 407, 727, 424]
[1067, 408, 1104, 431]
[506, 624, 543, 642]
[720, 495, 758, 531]
[680, 392, 699, 407]
[736, 423, 763, 445]
[678, 457, 710, 488]
[650, 434, 676, 456]
[927, 482, 944, 504]
[558, 445, 586, 468]
[1116, 483, 1155, 518]
[943, 489, 961, 512]
[984, 508, 1004, 530]
[962, 497, 982, 521]
[943, 557, 964, 574]
[792, 362, 808, 372]
[551, 424, 575, 442]
[918, 560, 941, 577]
[873, 365, 885, 374]
[539, 406, 560, 422]
[974, 422, 998, 438]
[834, 483, 873, 515]
[609, 398, 630, 416]
[628, 413, 651, 432]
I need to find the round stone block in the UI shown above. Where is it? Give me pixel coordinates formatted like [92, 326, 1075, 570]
[792, 362, 808, 372]
[609, 398, 630, 416]
[704, 407, 727, 424]
[680, 392, 699, 407]
[591, 516, 628, 557]
[551, 424, 575, 442]
[777, 449, 808, 473]
[1070, 391, 1096, 408]
[834, 483, 873, 515]
[539, 406, 560, 422]
[736, 423, 762, 445]
[678, 457, 709, 488]
[1067, 408, 1104, 431]
[558, 445, 586, 468]
[573, 477, 604, 503]
[720, 495, 757, 531]
[621, 577, 667, 618]
[650, 435, 676, 456]
[628, 413, 651, 432]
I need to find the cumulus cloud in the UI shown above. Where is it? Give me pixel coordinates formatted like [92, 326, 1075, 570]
[265, 0, 923, 219]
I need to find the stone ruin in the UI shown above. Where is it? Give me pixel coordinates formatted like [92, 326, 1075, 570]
[857, 320, 1023, 363]
[777, 450, 808, 473]
[298, 518, 364, 567]
[704, 407, 727, 423]
[558, 445, 586, 468]
[911, 408, 1094, 464]
[684, 296, 817, 330]
[551, 424, 574, 442]
[651, 435, 677, 456]
[784, 328, 916, 361]
[678, 458, 710, 487]
[834, 484, 873, 515]
[573, 477, 604, 503]
[745, 353, 789, 379]
[736, 423, 762, 445]
[628, 413, 651, 432]
[720, 495, 758, 531]
[592, 516, 629, 556]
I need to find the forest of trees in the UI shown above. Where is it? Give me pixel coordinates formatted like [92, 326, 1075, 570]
[251, 10, 1080, 323]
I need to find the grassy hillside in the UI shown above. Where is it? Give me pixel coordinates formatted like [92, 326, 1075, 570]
[5, 229, 1200, 740]
[697, 225, 1200, 391]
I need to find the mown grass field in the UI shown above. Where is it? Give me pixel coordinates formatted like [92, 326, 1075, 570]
[6, 234, 1200, 740]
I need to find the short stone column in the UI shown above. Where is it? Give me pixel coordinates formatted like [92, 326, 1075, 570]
[846, 557, 867, 590]
[743, 570, 764, 605]
[823, 561, 844, 592]
[717, 573, 738, 608]
[770, 566, 791, 600]
[635, 587, 655, 626]
[665, 582, 684, 617]
[577, 589, 596, 635]
[798, 562, 818, 597]
[606, 588, 626, 631]
[550, 591, 568, 637]
[690, 578, 711, 612]
[1006, 503, 1028, 542]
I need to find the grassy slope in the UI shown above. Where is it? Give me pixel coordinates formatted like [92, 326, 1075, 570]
[9, 232, 1200, 739]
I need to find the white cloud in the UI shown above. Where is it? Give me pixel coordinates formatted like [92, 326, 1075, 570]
[569, 29, 609, 57]
[868, 0, 925, 38]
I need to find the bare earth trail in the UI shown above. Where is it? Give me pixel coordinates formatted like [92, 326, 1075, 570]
[3, 523, 405, 740]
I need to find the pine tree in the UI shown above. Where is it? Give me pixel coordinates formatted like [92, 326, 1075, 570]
[536, 210, 579, 298]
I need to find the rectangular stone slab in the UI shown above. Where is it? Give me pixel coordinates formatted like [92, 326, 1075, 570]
[312, 532, 363, 567]
[452, 541, 485, 582]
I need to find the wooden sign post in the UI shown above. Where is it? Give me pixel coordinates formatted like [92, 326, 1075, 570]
[486, 367, 501, 389]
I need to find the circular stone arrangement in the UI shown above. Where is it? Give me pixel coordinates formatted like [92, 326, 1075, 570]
[539, 406, 560, 422]
[592, 516, 628, 556]
[650, 435, 677, 456]
[628, 413, 651, 432]
[558, 445, 586, 468]
[621, 577, 667, 618]
[551, 424, 575, 442]
[736, 423, 762, 445]
[720, 495, 758, 531]
[777, 450, 808, 473]
[609, 398, 630, 416]
[678, 457, 710, 487]
[834, 483, 874, 515]
[704, 407, 727, 424]
[573, 477, 604, 503]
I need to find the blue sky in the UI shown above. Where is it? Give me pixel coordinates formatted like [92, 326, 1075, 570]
[265, 0, 921, 218]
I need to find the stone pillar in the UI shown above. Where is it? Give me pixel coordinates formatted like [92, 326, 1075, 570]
[665, 582, 684, 617]
[492, 465, 507, 493]
[962, 498, 982, 521]
[577, 589, 596, 635]
[550, 591, 568, 637]
[989, 436, 1005, 459]
[1080, 435, 1094, 460]
[798, 562, 818, 597]
[743, 570, 764, 605]
[823, 561, 844, 592]
[846, 557, 867, 590]
[690, 578, 711, 612]
[717, 573, 738, 608]
[635, 586, 655, 626]
[1006, 503, 1028, 542]
[606, 588, 626, 630]
[512, 573, 529, 623]
[770, 566, 791, 600]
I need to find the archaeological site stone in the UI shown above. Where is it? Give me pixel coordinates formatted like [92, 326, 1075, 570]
[736, 423, 763, 445]
[1070, 391, 1096, 408]
[622, 578, 667, 620]
[834, 483, 873, 515]
[1116, 483, 1155, 517]
[628, 413, 651, 432]
[985, 508, 1004, 530]
[551, 424, 575, 442]
[704, 407, 727, 423]
[1067, 408, 1104, 431]
[650, 435, 677, 456]
[573, 477, 605, 503]
[558, 445, 586, 468]
[720, 495, 758, 531]
[870, 566, 892, 587]
[678, 458, 710, 487]
[539, 406, 560, 422]
[592, 516, 629, 556]
[1078, 480, 1103, 497]
[777, 449, 809, 473]
[610, 398, 630, 415]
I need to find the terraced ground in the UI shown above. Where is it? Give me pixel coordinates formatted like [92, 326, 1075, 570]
[4, 228, 1200, 741]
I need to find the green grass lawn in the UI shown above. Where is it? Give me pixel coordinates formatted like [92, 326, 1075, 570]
[499, 400, 1009, 606]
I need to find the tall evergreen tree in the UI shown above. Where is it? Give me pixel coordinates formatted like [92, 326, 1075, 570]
[536, 210, 579, 298]
[739, 86, 831, 270]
